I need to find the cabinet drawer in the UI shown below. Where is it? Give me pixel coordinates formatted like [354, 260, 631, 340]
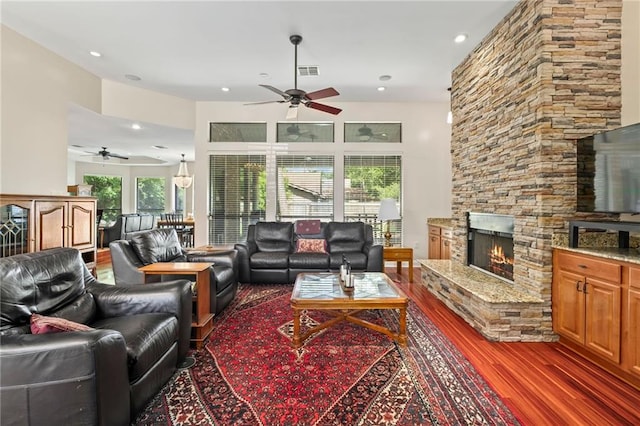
[557, 251, 621, 283]
[441, 227, 453, 238]
[384, 248, 413, 260]
[428, 226, 441, 236]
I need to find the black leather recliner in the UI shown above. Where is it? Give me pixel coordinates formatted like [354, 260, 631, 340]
[102, 213, 155, 247]
[235, 221, 383, 284]
[0, 247, 192, 425]
[110, 228, 238, 315]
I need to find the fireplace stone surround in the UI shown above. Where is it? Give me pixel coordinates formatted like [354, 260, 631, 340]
[418, 0, 623, 342]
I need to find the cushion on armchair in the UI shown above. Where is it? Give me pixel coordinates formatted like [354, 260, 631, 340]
[30, 314, 94, 334]
[129, 228, 186, 264]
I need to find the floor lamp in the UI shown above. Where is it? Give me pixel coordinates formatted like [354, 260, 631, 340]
[378, 198, 400, 247]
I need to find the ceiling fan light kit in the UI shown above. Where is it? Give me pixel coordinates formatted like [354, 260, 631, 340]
[246, 34, 342, 119]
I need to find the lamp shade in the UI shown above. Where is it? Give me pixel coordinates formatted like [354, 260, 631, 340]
[378, 198, 400, 221]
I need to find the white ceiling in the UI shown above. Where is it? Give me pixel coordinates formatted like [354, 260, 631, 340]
[1, 0, 518, 165]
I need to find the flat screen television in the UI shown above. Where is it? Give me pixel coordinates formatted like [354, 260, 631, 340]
[577, 122, 640, 213]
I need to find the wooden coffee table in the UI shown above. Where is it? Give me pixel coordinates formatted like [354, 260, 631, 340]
[139, 262, 214, 349]
[290, 272, 408, 348]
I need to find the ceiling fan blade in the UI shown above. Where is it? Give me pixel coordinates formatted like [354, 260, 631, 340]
[305, 87, 339, 100]
[109, 153, 129, 160]
[286, 105, 299, 120]
[244, 100, 286, 105]
[259, 84, 290, 99]
[305, 102, 342, 115]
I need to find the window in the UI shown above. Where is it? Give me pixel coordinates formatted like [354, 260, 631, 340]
[276, 155, 334, 221]
[344, 155, 402, 245]
[136, 177, 165, 216]
[344, 122, 402, 143]
[209, 155, 266, 244]
[209, 122, 267, 142]
[174, 185, 186, 213]
[276, 122, 334, 143]
[83, 175, 122, 224]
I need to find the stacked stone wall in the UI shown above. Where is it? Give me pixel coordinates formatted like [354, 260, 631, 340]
[450, 0, 621, 309]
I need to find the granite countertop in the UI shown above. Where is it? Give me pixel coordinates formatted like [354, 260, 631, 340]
[427, 218, 453, 228]
[553, 232, 640, 265]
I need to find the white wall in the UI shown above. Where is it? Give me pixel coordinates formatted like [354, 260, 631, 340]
[0, 25, 101, 195]
[194, 101, 453, 258]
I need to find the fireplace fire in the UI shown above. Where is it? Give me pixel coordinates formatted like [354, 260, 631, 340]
[467, 212, 515, 282]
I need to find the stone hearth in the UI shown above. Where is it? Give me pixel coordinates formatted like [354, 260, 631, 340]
[420, 260, 553, 342]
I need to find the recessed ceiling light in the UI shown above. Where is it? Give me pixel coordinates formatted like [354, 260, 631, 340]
[259, 73, 270, 78]
[454, 34, 468, 43]
[125, 74, 141, 81]
[131, 123, 141, 130]
[89, 51, 101, 57]
[221, 87, 230, 92]
[377, 86, 386, 92]
[379, 75, 392, 81]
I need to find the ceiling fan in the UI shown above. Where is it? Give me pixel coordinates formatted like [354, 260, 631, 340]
[88, 147, 129, 160]
[247, 35, 342, 119]
[357, 124, 388, 141]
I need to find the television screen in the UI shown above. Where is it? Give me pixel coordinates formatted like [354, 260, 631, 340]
[577, 123, 640, 214]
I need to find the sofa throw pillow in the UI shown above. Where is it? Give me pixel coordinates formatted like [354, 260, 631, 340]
[130, 228, 184, 264]
[296, 238, 327, 253]
[30, 314, 93, 334]
[295, 219, 322, 235]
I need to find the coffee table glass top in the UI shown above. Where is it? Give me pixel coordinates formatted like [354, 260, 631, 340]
[292, 272, 403, 301]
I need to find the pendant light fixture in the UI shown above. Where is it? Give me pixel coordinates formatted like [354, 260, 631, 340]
[172, 154, 193, 189]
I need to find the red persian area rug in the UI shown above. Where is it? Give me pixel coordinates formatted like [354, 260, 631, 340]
[135, 284, 520, 425]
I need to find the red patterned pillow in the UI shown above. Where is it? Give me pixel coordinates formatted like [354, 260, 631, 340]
[296, 238, 327, 253]
[30, 314, 93, 334]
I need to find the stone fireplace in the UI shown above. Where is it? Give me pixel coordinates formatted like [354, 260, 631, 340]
[467, 213, 514, 282]
[420, 0, 621, 342]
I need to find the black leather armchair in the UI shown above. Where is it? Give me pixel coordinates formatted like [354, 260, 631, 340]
[102, 213, 156, 247]
[0, 247, 192, 425]
[110, 228, 238, 315]
[235, 221, 383, 284]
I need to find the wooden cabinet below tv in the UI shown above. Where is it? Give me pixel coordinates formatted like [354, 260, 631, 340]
[553, 248, 640, 389]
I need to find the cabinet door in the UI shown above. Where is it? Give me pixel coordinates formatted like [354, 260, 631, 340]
[629, 286, 640, 378]
[428, 227, 441, 259]
[440, 238, 451, 260]
[584, 277, 621, 363]
[35, 201, 66, 250]
[68, 201, 95, 249]
[553, 269, 586, 344]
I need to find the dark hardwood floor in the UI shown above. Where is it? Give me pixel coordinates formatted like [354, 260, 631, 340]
[97, 254, 640, 425]
[387, 267, 640, 426]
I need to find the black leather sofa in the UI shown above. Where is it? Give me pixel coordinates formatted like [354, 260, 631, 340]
[234, 221, 383, 284]
[0, 247, 192, 425]
[110, 228, 238, 315]
[102, 213, 155, 247]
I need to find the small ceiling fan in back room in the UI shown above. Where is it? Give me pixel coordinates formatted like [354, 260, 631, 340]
[86, 147, 129, 160]
[246, 34, 342, 119]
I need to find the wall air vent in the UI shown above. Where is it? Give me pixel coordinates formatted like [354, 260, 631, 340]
[297, 65, 319, 76]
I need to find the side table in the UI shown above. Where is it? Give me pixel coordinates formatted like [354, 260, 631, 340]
[138, 262, 214, 349]
[383, 247, 414, 282]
